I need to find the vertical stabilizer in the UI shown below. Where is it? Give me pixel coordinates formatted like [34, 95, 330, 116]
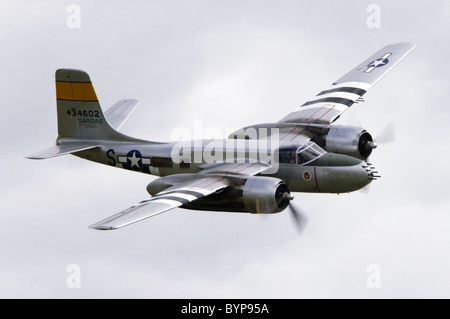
[56, 69, 125, 140]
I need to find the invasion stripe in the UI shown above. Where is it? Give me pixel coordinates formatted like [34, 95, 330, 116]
[159, 192, 197, 201]
[317, 87, 367, 96]
[151, 198, 185, 207]
[160, 189, 205, 199]
[301, 97, 354, 107]
[154, 195, 191, 205]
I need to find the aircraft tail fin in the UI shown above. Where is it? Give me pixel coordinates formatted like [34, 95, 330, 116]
[27, 69, 145, 160]
[55, 69, 128, 140]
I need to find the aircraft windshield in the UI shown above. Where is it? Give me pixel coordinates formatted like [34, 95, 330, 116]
[297, 142, 325, 165]
[278, 142, 325, 165]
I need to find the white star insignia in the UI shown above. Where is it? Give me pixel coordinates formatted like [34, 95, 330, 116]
[128, 151, 141, 168]
[371, 59, 386, 67]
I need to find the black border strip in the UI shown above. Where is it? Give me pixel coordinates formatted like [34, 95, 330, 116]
[317, 87, 367, 96]
[301, 97, 354, 107]
[55, 80, 93, 84]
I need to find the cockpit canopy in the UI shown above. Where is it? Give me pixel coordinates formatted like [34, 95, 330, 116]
[279, 141, 326, 165]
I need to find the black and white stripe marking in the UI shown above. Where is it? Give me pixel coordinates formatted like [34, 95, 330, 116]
[148, 189, 207, 206]
[301, 82, 370, 108]
[317, 87, 367, 97]
[302, 97, 355, 107]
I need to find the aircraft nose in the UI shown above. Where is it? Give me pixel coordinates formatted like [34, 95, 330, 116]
[352, 161, 380, 192]
[349, 160, 381, 192]
[307, 154, 381, 193]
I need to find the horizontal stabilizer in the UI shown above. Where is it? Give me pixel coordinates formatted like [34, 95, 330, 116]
[104, 99, 139, 131]
[27, 143, 100, 160]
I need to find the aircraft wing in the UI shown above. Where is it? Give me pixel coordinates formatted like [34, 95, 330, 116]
[278, 42, 415, 126]
[89, 162, 271, 230]
[89, 175, 230, 230]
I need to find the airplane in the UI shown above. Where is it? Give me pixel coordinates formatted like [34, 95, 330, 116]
[28, 42, 415, 231]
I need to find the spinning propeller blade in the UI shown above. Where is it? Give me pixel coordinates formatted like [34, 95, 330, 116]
[375, 122, 396, 144]
[283, 193, 308, 234]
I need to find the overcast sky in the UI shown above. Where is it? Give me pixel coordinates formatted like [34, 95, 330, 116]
[1, 0, 450, 298]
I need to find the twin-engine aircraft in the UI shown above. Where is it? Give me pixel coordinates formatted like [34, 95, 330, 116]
[28, 43, 415, 230]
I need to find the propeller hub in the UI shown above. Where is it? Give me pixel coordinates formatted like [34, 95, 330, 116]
[284, 193, 294, 201]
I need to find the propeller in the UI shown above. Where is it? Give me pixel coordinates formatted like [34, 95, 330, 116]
[283, 193, 308, 234]
[358, 121, 396, 163]
[375, 122, 396, 144]
[359, 123, 395, 194]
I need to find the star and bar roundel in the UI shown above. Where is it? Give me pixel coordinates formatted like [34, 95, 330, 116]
[365, 53, 392, 73]
[118, 150, 151, 171]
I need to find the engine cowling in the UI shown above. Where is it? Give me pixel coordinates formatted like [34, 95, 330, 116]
[242, 177, 292, 214]
[325, 125, 376, 160]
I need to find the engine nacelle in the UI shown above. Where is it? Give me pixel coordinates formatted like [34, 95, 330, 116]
[325, 125, 376, 160]
[242, 177, 292, 214]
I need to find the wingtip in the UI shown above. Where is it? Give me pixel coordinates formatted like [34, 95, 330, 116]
[88, 224, 117, 231]
[391, 41, 417, 51]
[25, 155, 42, 160]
